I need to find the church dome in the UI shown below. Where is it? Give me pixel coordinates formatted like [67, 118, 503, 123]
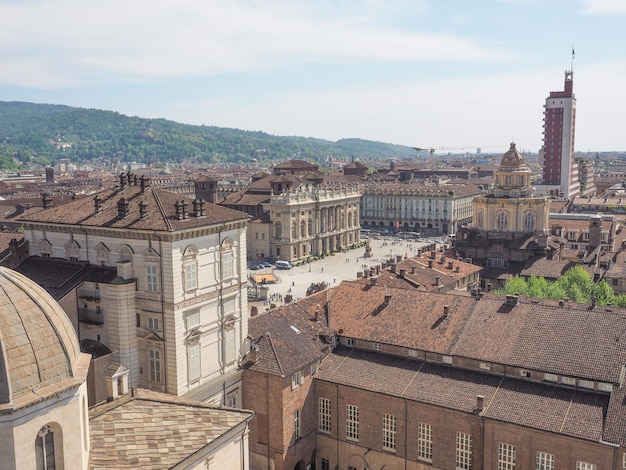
[499, 142, 527, 170]
[0, 267, 81, 405]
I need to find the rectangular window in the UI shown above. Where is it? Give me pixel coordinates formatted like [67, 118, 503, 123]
[418, 422, 433, 462]
[536, 451, 554, 470]
[319, 397, 331, 433]
[294, 409, 301, 440]
[372, 342, 381, 351]
[149, 349, 162, 383]
[382, 414, 397, 452]
[185, 263, 198, 290]
[543, 373, 558, 382]
[185, 310, 200, 330]
[148, 317, 160, 331]
[146, 264, 158, 292]
[226, 390, 238, 408]
[498, 443, 516, 470]
[576, 462, 596, 470]
[187, 342, 201, 382]
[346, 404, 359, 441]
[346, 338, 355, 347]
[408, 349, 418, 357]
[291, 370, 304, 389]
[320, 458, 330, 470]
[224, 327, 236, 364]
[222, 251, 234, 279]
[456, 432, 472, 470]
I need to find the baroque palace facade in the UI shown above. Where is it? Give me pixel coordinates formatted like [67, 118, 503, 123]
[360, 182, 482, 236]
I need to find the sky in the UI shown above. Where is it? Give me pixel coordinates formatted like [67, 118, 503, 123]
[1, 0, 625, 154]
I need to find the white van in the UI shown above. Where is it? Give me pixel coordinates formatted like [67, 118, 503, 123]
[275, 260, 292, 269]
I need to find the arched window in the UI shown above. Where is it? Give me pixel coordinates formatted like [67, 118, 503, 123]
[182, 245, 198, 291]
[524, 211, 535, 232]
[221, 238, 234, 280]
[35, 425, 58, 470]
[274, 222, 282, 239]
[300, 220, 306, 238]
[477, 210, 484, 229]
[292, 221, 297, 239]
[497, 212, 508, 231]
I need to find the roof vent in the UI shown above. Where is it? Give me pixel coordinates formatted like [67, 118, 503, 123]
[476, 395, 485, 413]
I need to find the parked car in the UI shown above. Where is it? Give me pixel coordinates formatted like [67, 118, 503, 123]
[275, 260, 292, 269]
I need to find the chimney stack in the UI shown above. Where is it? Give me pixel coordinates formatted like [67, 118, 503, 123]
[117, 198, 129, 218]
[399, 269, 406, 278]
[119, 172, 127, 188]
[443, 305, 449, 318]
[42, 194, 53, 210]
[140, 175, 150, 193]
[383, 294, 392, 306]
[94, 195, 102, 213]
[448, 261, 454, 270]
[139, 201, 147, 219]
[455, 266, 460, 273]
[435, 276, 442, 286]
[428, 259, 434, 268]
[476, 395, 485, 412]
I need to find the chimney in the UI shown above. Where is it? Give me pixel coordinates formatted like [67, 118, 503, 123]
[399, 269, 406, 278]
[369, 276, 377, 285]
[94, 195, 102, 213]
[119, 172, 127, 188]
[411, 266, 416, 274]
[42, 194, 53, 209]
[455, 266, 460, 273]
[476, 395, 485, 412]
[383, 294, 392, 306]
[448, 261, 454, 270]
[132, 174, 138, 186]
[430, 251, 436, 259]
[117, 197, 129, 218]
[558, 299, 565, 307]
[140, 175, 150, 193]
[443, 305, 449, 318]
[505, 294, 519, 307]
[441, 255, 446, 264]
[428, 259, 434, 268]
[436, 276, 442, 286]
[139, 201, 147, 219]
[192, 198, 206, 217]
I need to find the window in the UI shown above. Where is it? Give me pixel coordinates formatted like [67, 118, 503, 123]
[311, 361, 320, 376]
[536, 451, 554, 470]
[543, 373, 557, 382]
[504, 175, 512, 185]
[291, 370, 304, 389]
[320, 458, 330, 470]
[35, 425, 56, 470]
[187, 342, 201, 382]
[456, 432, 472, 470]
[498, 443, 516, 470]
[185, 310, 200, 330]
[408, 349, 418, 357]
[275, 222, 282, 239]
[346, 404, 359, 441]
[418, 422, 432, 462]
[319, 397, 331, 432]
[294, 409, 301, 439]
[497, 212, 508, 231]
[576, 462, 596, 470]
[226, 389, 238, 408]
[224, 319, 236, 364]
[524, 212, 535, 232]
[221, 238, 234, 279]
[183, 246, 198, 291]
[149, 349, 162, 383]
[373, 342, 381, 351]
[146, 264, 158, 292]
[382, 414, 397, 452]
[148, 317, 160, 331]
[346, 338, 355, 347]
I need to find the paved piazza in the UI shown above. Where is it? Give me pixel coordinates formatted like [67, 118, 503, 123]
[249, 236, 445, 308]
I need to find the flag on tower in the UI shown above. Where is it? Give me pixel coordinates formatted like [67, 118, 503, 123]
[572, 47, 575, 59]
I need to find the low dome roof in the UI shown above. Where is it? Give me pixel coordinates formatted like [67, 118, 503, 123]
[0, 267, 81, 405]
[499, 142, 527, 170]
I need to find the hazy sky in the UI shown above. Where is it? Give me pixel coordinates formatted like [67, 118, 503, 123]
[1, 0, 625, 153]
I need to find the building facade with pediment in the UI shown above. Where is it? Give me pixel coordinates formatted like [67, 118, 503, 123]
[456, 143, 554, 272]
[17, 173, 250, 407]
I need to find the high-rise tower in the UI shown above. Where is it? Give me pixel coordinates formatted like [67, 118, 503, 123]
[542, 70, 578, 198]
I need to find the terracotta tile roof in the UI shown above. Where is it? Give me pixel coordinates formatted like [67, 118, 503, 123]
[88, 388, 253, 469]
[244, 301, 330, 377]
[328, 281, 476, 354]
[317, 347, 607, 443]
[520, 257, 579, 279]
[19, 184, 249, 231]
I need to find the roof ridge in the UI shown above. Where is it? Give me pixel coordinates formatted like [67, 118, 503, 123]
[266, 332, 285, 377]
[151, 188, 174, 232]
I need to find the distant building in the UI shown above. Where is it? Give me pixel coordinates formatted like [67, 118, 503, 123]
[541, 70, 579, 198]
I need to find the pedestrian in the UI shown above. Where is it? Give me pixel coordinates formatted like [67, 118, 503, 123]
[321, 267, 324, 272]
[292, 281, 295, 286]
[334, 278, 336, 283]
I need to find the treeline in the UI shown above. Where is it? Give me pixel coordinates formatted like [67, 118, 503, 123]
[0, 101, 413, 168]
[495, 265, 626, 307]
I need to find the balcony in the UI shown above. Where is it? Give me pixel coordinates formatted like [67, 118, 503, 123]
[79, 308, 104, 325]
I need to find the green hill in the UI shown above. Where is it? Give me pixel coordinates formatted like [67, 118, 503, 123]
[0, 101, 414, 168]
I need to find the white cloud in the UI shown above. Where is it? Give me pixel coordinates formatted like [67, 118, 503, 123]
[0, 0, 504, 88]
[580, 0, 626, 13]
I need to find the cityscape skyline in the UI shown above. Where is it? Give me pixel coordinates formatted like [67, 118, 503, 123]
[1, 0, 625, 153]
